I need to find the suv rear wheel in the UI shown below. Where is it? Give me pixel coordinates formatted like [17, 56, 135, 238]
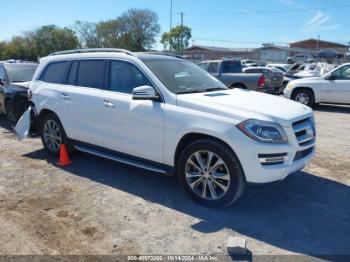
[40, 113, 70, 156]
[178, 139, 246, 207]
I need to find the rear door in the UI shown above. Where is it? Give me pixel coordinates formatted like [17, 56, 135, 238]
[59, 60, 106, 146]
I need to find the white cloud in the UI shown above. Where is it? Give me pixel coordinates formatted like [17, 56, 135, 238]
[302, 10, 341, 32]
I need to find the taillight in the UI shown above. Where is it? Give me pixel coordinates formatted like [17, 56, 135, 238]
[27, 89, 32, 101]
[258, 75, 265, 88]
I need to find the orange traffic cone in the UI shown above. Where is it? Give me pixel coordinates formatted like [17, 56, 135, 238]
[56, 144, 73, 167]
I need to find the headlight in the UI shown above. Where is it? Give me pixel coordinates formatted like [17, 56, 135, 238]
[286, 82, 294, 90]
[237, 119, 288, 144]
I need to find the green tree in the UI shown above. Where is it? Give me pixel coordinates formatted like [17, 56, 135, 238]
[120, 8, 160, 51]
[73, 21, 100, 48]
[33, 25, 79, 57]
[161, 25, 192, 51]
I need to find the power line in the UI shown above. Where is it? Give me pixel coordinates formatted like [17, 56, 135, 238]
[186, 4, 350, 16]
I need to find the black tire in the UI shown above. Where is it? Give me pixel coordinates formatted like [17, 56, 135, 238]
[231, 83, 247, 89]
[177, 138, 246, 207]
[292, 88, 315, 108]
[5, 100, 18, 127]
[40, 113, 71, 156]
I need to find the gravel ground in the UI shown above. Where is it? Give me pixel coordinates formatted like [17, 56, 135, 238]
[0, 104, 349, 259]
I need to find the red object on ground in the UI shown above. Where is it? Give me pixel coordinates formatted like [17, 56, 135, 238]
[56, 144, 73, 167]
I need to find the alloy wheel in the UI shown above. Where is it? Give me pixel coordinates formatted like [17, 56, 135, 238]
[43, 120, 61, 153]
[185, 150, 230, 200]
[295, 92, 310, 105]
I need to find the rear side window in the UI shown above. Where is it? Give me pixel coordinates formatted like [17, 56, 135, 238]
[40, 62, 69, 84]
[67, 61, 79, 85]
[208, 63, 218, 73]
[198, 63, 209, 71]
[76, 60, 106, 89]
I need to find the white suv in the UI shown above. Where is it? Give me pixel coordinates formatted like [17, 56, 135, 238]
[284, 63, 350, 107]
[30, 49, 316, 207]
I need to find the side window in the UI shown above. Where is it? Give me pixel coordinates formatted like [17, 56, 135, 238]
[76, 60, 106, 89]
[109, 61, 151, 94]
[67, 61, 79, 85]
[0, 66, 6, 80]
[333, 65, 350, 80]
[222, 61, 241, 73]
[208, 63, 218, 73]
[198, 63, 209, 71]
[40, 62, 69, 84]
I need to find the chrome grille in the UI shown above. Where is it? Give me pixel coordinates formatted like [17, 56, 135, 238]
[292, 118, 315, 147]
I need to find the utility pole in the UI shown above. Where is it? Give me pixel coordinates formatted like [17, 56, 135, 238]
[317, 34, 320, 51]
[170, 0, 173, 31]
[178, 12, 185, 52]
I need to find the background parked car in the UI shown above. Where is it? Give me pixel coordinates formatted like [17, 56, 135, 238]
[198, 59, 268, 92]
[266, 63, 292, 73]
[286, 54, 311, 64]
[243, 67, 283, 94]
[0, 61, 38, 126]
[241, 59, 257, 67]
[284, 63, 350, 107]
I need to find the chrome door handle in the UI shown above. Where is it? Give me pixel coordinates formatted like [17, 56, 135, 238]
[61, 93, 70, 100]
[104, 100, 115, 108]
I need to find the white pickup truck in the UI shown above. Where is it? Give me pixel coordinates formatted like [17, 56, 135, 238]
[284, 63, 350, 107]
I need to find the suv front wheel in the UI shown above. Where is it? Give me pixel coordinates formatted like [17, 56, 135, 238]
[40, 113, 70, 156]
[178, 139, 246, 207]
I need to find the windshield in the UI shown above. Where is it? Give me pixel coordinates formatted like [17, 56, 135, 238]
[141, 58, 228, 94]
[6, 64, 37, 82]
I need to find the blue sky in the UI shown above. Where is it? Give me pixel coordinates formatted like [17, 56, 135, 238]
[1, 0, 349, 50]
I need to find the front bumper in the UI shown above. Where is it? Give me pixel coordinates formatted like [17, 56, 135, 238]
[283, 87, 292, 99]
[227, 122, 316, 184]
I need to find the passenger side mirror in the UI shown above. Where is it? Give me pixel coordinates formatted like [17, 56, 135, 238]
[132, 85, 160, 101]
[0, 78, 6, 86]
[325, 74, 336, 81]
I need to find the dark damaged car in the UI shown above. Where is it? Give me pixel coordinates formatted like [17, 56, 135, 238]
[0, 61, 38, 126]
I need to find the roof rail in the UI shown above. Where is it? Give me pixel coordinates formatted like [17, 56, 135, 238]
[138, 52, 184, 59]
[49, 48, 134, 56]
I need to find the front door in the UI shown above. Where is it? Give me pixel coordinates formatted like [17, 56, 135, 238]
[101, 60, 164, 163]
[321, 65, 350, 104]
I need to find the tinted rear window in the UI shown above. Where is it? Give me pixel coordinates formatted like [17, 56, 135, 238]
[76, 60, 106, 89]
[41, 62, 69, 84]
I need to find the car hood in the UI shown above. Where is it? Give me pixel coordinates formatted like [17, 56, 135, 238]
[176, 89, 312, 127]
[12, 81, 31, 88]
[291, 76, 323, 84]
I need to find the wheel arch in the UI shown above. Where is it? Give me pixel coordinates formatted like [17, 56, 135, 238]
[174, 132, 243, 174]
[230, 82, 247, 89]
[291, 86, 317, 102]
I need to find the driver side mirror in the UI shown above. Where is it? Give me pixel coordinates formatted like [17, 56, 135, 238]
[132, 85, 161, 101]
[325, 74, 336, 81]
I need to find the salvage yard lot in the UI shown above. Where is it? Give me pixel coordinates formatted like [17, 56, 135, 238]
[0, 105, 349, 257]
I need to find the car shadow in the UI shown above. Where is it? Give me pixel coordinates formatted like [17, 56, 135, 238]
[22, 149, 350, 258]
[315, 104, 350, 114]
